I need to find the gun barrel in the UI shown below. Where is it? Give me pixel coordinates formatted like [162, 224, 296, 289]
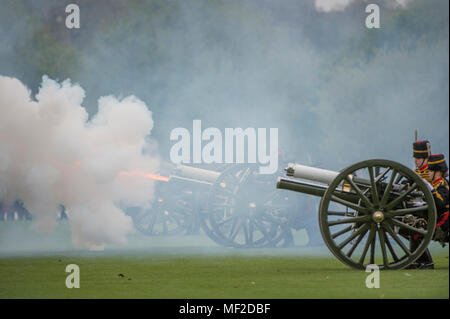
[176, 164, 221, 183]
[286, 163, 339, 185]
[277, 177, 327, 197]
[277, 177, 360, 203]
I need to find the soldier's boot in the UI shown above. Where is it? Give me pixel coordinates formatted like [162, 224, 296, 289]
[405, 236, 434, 270]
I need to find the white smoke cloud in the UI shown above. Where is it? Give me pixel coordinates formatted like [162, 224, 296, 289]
[0, 75, 159, 249]
[315, 0, 414, 12]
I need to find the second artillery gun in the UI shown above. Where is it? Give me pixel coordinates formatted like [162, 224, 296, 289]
[277, 159, 437, 270]
[129, 163, 319, 248]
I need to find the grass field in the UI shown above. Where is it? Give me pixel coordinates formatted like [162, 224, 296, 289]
[0, 221, 448, 299]
[0, 253, 448, 299]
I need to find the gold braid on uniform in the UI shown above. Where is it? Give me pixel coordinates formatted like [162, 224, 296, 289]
[432, 177, 449, 212]
[415, 164, 432, 183]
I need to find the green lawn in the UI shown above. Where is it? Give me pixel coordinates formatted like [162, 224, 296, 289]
[0, 254, 448, 299]
[0, 221, 448, 298]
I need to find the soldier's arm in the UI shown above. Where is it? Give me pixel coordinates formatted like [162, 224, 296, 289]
[433, 184, 449, 213]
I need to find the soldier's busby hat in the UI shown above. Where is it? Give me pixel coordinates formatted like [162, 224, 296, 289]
[413, 140, 430, 159]
[428, 153, 448, 172]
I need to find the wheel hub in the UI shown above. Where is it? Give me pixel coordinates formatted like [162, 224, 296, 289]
[372, 210, 384, 223]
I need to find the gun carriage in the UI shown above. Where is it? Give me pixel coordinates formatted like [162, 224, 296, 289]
[130, 163, 315, 248]
[277, 159, 437, 270]
[129, 164, 222, 238]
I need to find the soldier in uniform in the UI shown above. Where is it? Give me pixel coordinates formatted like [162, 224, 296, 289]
[407, 141, 434, 269]
[407, 153, 449, 269]
[427, 153, 449, 245]
[413, 140, 432, 183]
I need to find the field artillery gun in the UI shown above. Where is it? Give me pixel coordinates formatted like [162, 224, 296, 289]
[129, 164, 223, 238]
[277, 159, 437, 270]
[130, 163, 312, 248]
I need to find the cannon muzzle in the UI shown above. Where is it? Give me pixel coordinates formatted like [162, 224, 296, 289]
[284, 162, 375, 190]
[285, 163, 339, 185]
[174, 164, 221, 183]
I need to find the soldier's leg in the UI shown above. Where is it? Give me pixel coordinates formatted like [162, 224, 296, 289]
[409, 235, 434, 269]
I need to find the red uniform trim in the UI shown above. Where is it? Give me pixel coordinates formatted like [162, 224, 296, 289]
[436, 212, 449, 228]
[432, 177, 443, 187]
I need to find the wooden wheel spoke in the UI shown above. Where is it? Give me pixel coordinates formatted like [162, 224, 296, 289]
[258, 212, 284, 225]
[382, 223, 411, 256]
[252, 218, 271, 239]
[331, 226, 353, 239]
[385, 205, 428, 218]
[231, 168, 251, 186]
[378, 228, 389, 267]
[229, 219, 243, 241]
[328, 211, 354, 216]
[347, 227, 369, 258]
[385, 183, 418, 210]
[169, 214, 183, 227]
[358, 225, 376, 265]
[345, 176, 373, 209]
[375, 167, 392, 183]
[327, 215, 370, 226]
[338, 224, 370, 250]
[217, 215, 235, 226]
[147, 212, 158, 233]
[368, 166, 380, 207]
[369, 231, 377, 265]
[380, 169, 397, 207]
[330, 195, 369, 214]
[243, 220, 250, 244]
[394, 173, 405, 184]
[384, 232, 399, 262]
[219, 187, 239, 199]
[389, 218, 427, 236]
[228, 217, 240, 237]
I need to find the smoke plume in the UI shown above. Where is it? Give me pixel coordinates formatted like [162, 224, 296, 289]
[0, 75, 159, 249]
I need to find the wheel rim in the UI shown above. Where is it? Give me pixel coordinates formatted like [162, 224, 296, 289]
[205, 164, 291, 248]
[132, 183, 197, 236]
[319, 159, 436, 270]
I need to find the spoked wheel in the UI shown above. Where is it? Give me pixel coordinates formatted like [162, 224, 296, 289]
[132, 182, 199, 236]
[204, 164, 292, 248]
[319, 159, 436, 270]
